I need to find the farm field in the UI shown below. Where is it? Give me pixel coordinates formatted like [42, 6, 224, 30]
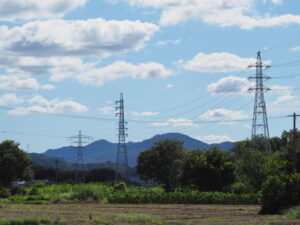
[0, 203, 298, 225]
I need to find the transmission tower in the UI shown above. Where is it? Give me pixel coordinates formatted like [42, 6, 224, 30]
[69, 130, 92, 183]
[248, 51, 272, 152]
[115, 93, 128, 181]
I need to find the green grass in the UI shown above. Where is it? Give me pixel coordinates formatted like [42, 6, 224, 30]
[284, 207, 300, 219]
[71, 213, 164, 224]
[0, 183, 261, 205]
[0, 217, 52, 225]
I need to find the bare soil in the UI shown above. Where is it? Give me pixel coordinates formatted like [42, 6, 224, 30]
[0, 203, 299, 225]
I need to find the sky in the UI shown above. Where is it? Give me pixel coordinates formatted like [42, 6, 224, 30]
[0, 0, 300, 153]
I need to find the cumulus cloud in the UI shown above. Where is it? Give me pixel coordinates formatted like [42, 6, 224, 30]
[208, 76, 253, 95]
[8, 95, 88, 115]
[151, 118, 197, 127]
[200, 108, 249, 122]
[131, 111, 159, 116]
[291, 46, 300, 51]
[0, 0, 87, 21]
[274, 95, 296, 105]
[76, 61, 173, 85]
[0, 19, 166, 86]
[157, 39, 181, 46]
[195, 135, 236, 144]
[98, 106, 115, 115]
[178, 52, 257, 73]
[0, 19, 159, 58]
[0, 75, 54, 90]
[0, 93, 23, 106]
[125, 0, 300, 29]
[166, 84, 174, 89]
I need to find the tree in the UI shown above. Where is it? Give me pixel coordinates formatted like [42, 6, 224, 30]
[86, 168, 117, 182]
[0, 140, 33, 187]
[182, 148, 234, 191]
[136, 139, 187, 192]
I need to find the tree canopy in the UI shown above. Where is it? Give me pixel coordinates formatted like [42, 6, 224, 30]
[137, 139, 187, 192]
[0, 140, 33, 187]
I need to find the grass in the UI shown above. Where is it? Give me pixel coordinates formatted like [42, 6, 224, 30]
[284, 207, 300, 219]
[0, 183, 261, 205]
[0, 203, 293, 225]
[71, 213, 164, 224]
[0, 217, 52, 225]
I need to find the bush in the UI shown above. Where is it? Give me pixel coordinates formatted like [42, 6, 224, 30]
[113, 182, 127, 192]
[229, 182, 255, 194]
[260, 173, 300, 214]
[0, 188, 11, 198]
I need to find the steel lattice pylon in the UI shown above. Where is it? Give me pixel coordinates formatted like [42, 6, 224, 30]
[115, 93, 128, 181]
[69, 130, 91, 183]
[248, 51, 272, 152]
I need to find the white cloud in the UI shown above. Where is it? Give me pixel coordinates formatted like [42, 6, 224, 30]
[274, 95, 296, 105]
[98, 106, 115, 115]
[0, 19, 159, 58]
[125, 0, 300, 29]
[8, 95, 88, 115]
[166, 84, 174, 89]
[195, 135, 236, 144]
[291, 46, 300, 52]
[208, 76, 253, 95]
[269, 85, 292, 95]
[29, 95, 50, 106]
[200, 108, 249, 122]
[76, 61, 173, 85]
[0, 75, 54, 90]
[268, 99, 300, 115]
[0, 93, 23, 105]
[151, 118, 197, 127]
[157, 39, 181, 46]
[54, 100, 88, 113]
[0, 19, 163, 86]
[179, 52, 257, 73]
[0, 0, 87, 21]
[131, 111, 159, 116]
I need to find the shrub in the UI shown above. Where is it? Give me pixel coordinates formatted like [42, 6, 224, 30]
[113, 182, 127, 192]
[260, 173, 300, 214]
[0, 188, 11, 198]
[229, 182, 255, 194]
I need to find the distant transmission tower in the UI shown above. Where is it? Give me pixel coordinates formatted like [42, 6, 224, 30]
[69, 130, 92, 183]
[115, 93, 128, 181]
[248, 51, 271, 152]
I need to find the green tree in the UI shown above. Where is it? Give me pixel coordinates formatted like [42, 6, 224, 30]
[136, 139, 187, 192]
[86, 168, 117, 182]
[0, 140, 33, 187]
[233, 145, 287, 191]
[182, 148, 234, 191]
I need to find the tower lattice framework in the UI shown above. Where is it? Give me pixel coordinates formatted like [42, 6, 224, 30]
[248, 51, 272, 152]
[115, 93, 128, 180]
[69, 130, 91, 183]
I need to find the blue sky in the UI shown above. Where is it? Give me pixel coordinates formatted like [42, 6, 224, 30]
[0, 0, 300, 153]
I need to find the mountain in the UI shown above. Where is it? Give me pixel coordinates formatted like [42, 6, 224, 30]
[43, 133, 235, 167]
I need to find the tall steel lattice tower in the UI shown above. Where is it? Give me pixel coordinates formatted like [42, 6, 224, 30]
[115, 93, 128, 180]
[69, 130, 92, 183]
[248, 51, 272, 152]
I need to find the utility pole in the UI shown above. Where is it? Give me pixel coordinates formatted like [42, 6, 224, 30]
[288, 113, 300, 172]
[68, 131, 92, 183]
[115, 93, 128, 181]
[248, 51, 272, 153]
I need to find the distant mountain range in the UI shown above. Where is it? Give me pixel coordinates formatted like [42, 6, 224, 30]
[40, 133, 234, 167]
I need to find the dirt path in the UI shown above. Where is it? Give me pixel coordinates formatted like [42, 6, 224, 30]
[0, 204, 299, 224]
